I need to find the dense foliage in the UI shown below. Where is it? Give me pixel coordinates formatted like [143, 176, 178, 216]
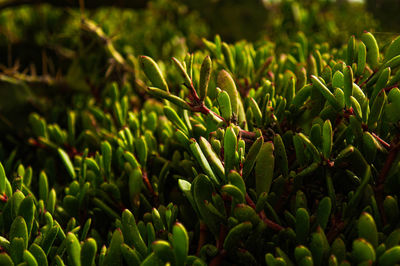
[1, 0, 400, 265]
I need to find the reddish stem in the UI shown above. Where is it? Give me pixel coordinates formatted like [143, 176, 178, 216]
[209, 250, 227, 266]
[189, 79, 201, 102]
[216, 224, 228, 250]
[262, 213, 285, 231]
[359, 68, 377, 87]
[252, 56, 273, 86]
[239, 130, 257, 140]
[377, 142, 400, 186]
[196, 221, 208, 256]
[327, 219, 346, 243]
[142, 170, 156, 198]
[191, 103, 226, 124]
[245, 193, 284, 231]
[375, 140, 400, 225]
[245, 193, 257, 209]
[239, 129, 274, 144]
[182, 77, 229, 125]
[371, 132, 391, 150]
[384, 84, 398, 92]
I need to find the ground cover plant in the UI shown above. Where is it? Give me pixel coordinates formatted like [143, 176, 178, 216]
[1, 0, 400, 265]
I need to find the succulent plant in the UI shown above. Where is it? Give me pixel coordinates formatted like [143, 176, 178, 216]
[134, 32, 400, 265]
[0, 28, 399, 266]
[1, 0, 400, 263]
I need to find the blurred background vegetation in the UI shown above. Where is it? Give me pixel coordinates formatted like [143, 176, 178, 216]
[1, 0, 397, 72]
[0, 0, 398, 156]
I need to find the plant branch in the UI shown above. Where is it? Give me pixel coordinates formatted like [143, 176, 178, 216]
[142, 169, 157, 199]
[377, 140, 400, 186]
[375, 138, 400, 225]
[196, 221, 208, 256]
[327, 217, 346, 243]
[371, 132, 391, 150]
[245, 193, 284, 231]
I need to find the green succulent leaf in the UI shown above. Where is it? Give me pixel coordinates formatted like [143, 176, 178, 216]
[255, 141, 274, 196]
